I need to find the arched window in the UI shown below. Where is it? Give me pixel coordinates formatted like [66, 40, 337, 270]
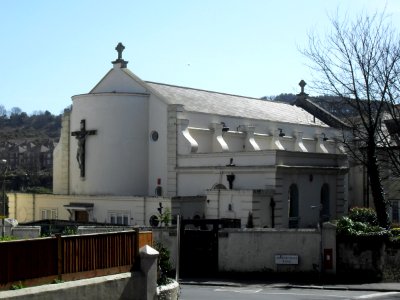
[212, 183, 227, 190]
[288, 184, 299, 228]
[320, 183, 330, 222]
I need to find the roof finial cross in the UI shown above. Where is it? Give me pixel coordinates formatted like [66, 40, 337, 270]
[299, 80, 307, 95]
[112, 43, 128, 68]
[115, 42, 125, 60]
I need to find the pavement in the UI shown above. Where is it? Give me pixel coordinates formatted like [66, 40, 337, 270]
[179, 278, 400, 292]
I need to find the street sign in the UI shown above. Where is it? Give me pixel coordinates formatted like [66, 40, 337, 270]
[275, 254, 299, 265]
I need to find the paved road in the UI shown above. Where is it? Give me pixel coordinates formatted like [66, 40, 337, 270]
[180, 285, 400, 300]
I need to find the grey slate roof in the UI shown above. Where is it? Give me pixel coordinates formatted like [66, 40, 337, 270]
[146, 81, 328, 127]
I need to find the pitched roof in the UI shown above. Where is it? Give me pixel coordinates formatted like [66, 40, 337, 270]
[145, 81, 328, 127]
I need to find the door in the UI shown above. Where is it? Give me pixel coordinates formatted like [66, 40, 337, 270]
[75, 210, 89, 222]
[180, 220, 219, 277]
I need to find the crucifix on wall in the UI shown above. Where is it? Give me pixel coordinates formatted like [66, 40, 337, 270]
[71, 120, 97, 177]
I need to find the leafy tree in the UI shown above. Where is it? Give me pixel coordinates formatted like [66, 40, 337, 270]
[302, 10, 400, 228]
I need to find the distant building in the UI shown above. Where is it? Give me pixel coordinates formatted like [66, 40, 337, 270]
[0, 140, 56, 172]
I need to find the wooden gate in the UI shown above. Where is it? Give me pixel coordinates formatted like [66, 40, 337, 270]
[179, 219, 240, 277]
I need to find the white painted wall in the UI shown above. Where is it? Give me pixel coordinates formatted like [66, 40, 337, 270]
[70, 93, 149, 196]
[7, 193, 171, 227]
[179, 111, 339, 154]
[278, 170, 338, 228]
[205, 190, 254, 225]
[148, 94, 169, 196]
[218, 227, 336, 273]
[153, 226, 337, 273]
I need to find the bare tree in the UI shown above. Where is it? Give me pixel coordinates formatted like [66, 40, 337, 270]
[0, 105, 6, 118]
[10, 107, 22, 116]
[302, 10, 400, 228]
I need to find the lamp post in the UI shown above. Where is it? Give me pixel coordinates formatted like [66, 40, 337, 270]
[1, 159, 8, 238]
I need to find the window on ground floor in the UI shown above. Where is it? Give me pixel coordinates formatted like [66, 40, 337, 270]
[108, 211, 130, 225]
[41, 208, 58, 220]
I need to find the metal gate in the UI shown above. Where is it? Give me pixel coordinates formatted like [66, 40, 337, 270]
[179, 219, 240, 277]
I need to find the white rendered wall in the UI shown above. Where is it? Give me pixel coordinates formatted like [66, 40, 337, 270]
[7, 193, 171, 226]
[147, 94, 169, 196]
[219, 229, 321, 272]
[179, 110, 339, 155]
[278, 169, 338, 228]
[70, 93, 149, 196]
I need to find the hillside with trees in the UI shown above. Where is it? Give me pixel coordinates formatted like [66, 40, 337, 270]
[0, 105, 63, 193]
[0, 105, 62, 141]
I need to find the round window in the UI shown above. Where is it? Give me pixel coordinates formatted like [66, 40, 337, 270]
[149, 215, 159, 227]
[151, 131, 159, 141]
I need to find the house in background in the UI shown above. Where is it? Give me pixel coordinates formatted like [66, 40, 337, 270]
[9, 44, 356, 228]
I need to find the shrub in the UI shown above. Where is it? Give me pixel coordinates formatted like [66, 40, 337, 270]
[0, 236, 16, 242]
[62, 226, 77, 235]
[11, 282, 25, 290]
[337, 216, 387, 237]
[153, 241, 173, 286]
[348, 207, 378, 226]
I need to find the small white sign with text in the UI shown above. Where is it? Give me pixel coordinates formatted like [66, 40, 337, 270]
[275, 254, 299, 265]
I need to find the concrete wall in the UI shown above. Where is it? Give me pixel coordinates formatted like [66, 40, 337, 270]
[0, 245, 159, 300]
[70, 93, 149, 196]
[7, 193, 172, 227]
[53, 111, 70, 195]
[153, 225, 336, 274]
[218, 227, 336, 273]
[148, 94, 168, 197]
[11, 226, 41, 239]
[337, 237, 385, 279]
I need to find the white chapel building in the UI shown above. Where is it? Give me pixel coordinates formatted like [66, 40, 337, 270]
[47, 43, 351, 228]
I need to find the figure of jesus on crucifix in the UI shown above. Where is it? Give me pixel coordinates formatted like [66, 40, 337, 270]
[71, 120, 97, 177]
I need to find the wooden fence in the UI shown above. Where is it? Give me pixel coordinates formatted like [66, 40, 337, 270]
[0, 230, 152, 289]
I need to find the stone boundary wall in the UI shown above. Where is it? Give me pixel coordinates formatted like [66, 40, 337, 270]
[338, 238, 400, 281]
[153, 224, 336, 274]
[0, 245, 159, 300]
[218, 228, 335, 273]
[11, 226, 41, 239]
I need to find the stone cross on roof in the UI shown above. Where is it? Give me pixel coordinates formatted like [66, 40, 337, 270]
[115, 42, 125, 60]
[112, 42, 128, 68]
[299, 80, 307, 94]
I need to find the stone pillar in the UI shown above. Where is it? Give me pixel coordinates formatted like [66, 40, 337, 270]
[322, 222, 337, 274]
[167, 105, 183, 197]
[138, 245, 159, 300]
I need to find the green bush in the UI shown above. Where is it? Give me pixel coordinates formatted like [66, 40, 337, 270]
[0, 236, 16, 242]
[153, 241, 173, 286]
[348, 207, 378, 226]
[11, 282, 25, 290]
[337, 216, 387, 237]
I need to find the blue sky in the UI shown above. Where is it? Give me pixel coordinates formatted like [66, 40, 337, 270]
[0, 0, 399, 115]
